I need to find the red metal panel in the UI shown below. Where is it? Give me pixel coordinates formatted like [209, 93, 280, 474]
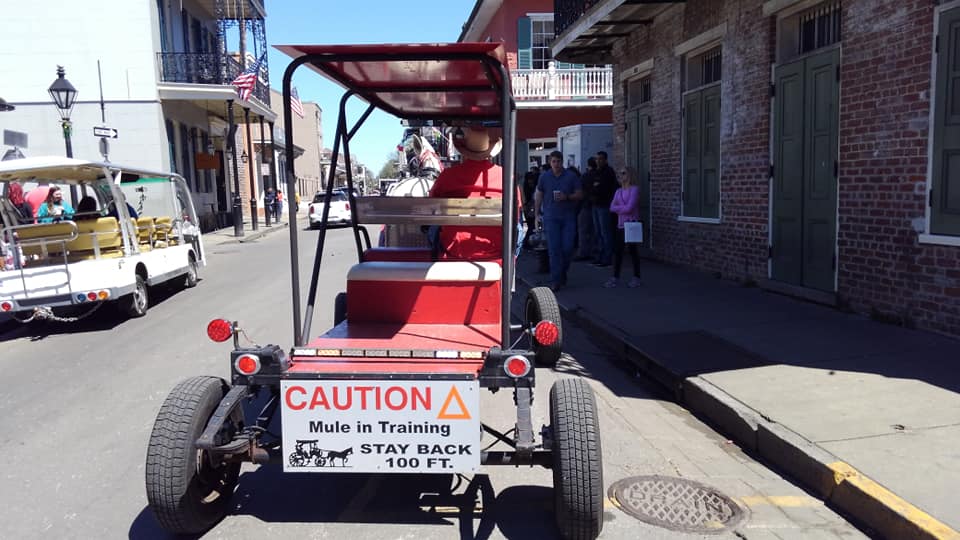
[275, 43, 508, 120]
[304, 322, 500, 350]
[347, 281, 501, 325]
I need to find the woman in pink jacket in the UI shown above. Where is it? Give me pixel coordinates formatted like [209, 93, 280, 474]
[604, 167, 642, 288]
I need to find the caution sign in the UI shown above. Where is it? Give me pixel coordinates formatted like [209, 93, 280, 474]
[280, 380, 480, 473]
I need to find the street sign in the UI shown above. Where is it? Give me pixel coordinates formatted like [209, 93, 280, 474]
[93, 126, 118, 139]
[3, 130, 28, 148]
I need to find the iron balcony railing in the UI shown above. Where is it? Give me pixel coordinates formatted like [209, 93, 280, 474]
[512, 64, 613, 101]
[554, 0, 601, 36]
[157, 52, 270, 105]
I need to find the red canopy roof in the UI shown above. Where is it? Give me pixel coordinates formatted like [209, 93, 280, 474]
[274, 43, 510, 121]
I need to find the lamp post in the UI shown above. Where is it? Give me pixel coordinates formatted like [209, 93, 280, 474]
[48, 66, 79, 201]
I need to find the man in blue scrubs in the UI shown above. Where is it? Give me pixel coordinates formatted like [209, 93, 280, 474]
[535, 151, 583, 291]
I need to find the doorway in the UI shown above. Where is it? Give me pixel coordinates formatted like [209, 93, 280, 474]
[624, 76, 652, 252]
[771, 47, 840, 292]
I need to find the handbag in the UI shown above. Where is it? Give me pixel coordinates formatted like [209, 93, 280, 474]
[624, 221, 643, 243]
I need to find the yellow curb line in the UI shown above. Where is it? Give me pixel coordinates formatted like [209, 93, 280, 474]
[827, 462, 960, 540]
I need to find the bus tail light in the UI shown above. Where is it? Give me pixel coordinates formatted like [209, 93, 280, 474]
[234, 354, 261, 375]
[534, 320, 559, 346]
[503, 355, 531, 378]
[207, 319, 234, 343]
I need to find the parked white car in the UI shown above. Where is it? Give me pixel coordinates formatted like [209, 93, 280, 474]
[308, 191, 351, 228]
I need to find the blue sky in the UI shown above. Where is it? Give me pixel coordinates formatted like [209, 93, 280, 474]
[264, 1, 476, 175]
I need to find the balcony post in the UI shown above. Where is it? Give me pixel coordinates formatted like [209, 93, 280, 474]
[548, 61, 557, 100]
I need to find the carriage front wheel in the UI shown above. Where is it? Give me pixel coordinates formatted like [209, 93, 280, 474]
[525, 287, 563, 367]
[550, 378, 603, 540]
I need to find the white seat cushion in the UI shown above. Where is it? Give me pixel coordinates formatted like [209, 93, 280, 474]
[347, 261, 501, 282]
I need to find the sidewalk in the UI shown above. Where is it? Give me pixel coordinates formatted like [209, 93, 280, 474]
[515, 252, 960, 540]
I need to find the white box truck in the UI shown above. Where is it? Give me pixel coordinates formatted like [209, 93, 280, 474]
[557, 124, 614, 172]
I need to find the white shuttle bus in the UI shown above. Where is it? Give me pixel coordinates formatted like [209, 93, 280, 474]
[0, 157, 205, 321]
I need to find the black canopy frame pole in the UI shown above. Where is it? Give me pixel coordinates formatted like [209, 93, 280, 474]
[281, 49, 515, 348]
[343, 102, 376, 261]
[299, 92, 374, 346]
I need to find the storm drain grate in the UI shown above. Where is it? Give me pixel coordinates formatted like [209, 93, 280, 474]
[609, 475, 745, 533]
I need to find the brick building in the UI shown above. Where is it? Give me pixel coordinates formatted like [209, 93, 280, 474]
[551, 0, 960, 337]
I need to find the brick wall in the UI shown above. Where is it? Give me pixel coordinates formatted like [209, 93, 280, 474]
[604, 0, 960, 337]
[838, 0, 960, 334]
[612, 0, 772, 280]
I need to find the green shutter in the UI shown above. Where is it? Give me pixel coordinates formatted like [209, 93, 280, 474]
[517, 17, 532, 70]
[701, 85, 721, 218]
[932, 8, 960, 235]
[683, 91, 702, 217]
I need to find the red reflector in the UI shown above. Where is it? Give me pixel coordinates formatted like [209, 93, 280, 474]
[345, 202, 350, 210]
[504, 355, 531, 378]
[87, 292, 98, 301]
[206, 319, 234, 342]
[534, 320, 559, 346]
[0, 302, 12, 312]
[235, 354, 261, 375]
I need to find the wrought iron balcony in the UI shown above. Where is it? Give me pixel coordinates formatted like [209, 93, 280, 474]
[512, 64, 613, 102]
[157, 52, 270, 105]
[554, 0, 602, 36]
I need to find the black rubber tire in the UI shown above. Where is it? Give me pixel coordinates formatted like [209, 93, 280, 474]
[525, 286, 563, 366]
[334, 292, 348, 326]
[550, 378, 603, 540]
[121, 274, 149, 318]
[184, 254, 199, 288]
[145, 376, 240, 535]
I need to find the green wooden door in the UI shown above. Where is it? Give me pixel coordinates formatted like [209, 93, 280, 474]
[772, 49, 839, 291]
[931, 7, 960, 235]
[626, 108, 652, 251]
[683, 92, 702, 217]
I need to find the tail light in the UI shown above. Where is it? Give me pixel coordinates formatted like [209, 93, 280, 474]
[0, 301, 12, 312]
[207, 319, 234, 342]
[97, 290, 110, 300]
[87, 292, 97, 301]
[345, 202, 350, 211]
[234, 354, 261, 375]
[534, 320, 559, 346]
[503, 355, 531, 378]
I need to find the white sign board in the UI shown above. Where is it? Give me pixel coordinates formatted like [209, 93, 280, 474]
[281, 380, 480, 473]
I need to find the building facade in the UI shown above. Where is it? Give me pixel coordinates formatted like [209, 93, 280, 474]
[459, 0, 614, 176]
[0, 0, 275, 231]
[552, 0, 960, 336]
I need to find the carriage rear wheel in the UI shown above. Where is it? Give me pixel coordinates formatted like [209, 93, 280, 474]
[146, 376, 241, 535]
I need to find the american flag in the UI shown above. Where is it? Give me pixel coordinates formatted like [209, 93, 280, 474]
[231, 54, 264, 101]
[291, 87, 304, 119]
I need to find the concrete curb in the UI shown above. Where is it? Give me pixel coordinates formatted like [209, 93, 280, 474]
[212, 220, 291, 245]
[517, 274, 960, 540]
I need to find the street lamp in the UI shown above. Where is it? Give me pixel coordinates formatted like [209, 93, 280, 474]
[48, 66, 79, 201]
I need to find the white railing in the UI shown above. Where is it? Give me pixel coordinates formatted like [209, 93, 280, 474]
[511, 63, 613, 101]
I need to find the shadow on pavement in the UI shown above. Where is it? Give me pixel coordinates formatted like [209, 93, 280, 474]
[129, 471, 559, 539]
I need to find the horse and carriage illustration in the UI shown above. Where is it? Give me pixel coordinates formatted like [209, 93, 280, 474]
[287, 440, 353, 468]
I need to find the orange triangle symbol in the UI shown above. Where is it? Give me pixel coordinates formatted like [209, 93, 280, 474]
[437, 386, 471, 420]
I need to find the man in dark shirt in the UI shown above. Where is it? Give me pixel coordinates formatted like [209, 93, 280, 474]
[591, 151, 618, 267]
[535, 151, 583, 290]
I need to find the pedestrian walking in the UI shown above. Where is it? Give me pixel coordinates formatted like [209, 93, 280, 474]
[604, 166, 642, 288]
[574, 157, 597, 261]
[591, 151, 618, 267]
[535, 150, 583, 291]
[264, 188, 277, 220]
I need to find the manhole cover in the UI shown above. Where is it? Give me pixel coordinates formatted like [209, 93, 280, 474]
[608, 475, 745, 533]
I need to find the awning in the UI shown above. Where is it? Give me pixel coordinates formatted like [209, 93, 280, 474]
[275, 43, 511, 122]
[552, 1, 684, 64]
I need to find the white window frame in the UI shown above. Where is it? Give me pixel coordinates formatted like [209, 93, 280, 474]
[921, 0, 960, 246]
[528, 12, 555, 70]
[678, 29, 725, 224]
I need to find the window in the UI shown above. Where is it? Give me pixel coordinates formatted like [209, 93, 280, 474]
[156, 0, 169, 53]
[179, 124, 194, 192]
[799, 2, 841, 54]
[929, 6, 960, 236]
[165, 120, 176, 173]
[517, 15, 585, 70]
[682, 46, 722, 219]
[626, 77, 651, 109]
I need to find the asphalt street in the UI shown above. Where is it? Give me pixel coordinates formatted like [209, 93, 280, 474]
[0, 224, 868, 539]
